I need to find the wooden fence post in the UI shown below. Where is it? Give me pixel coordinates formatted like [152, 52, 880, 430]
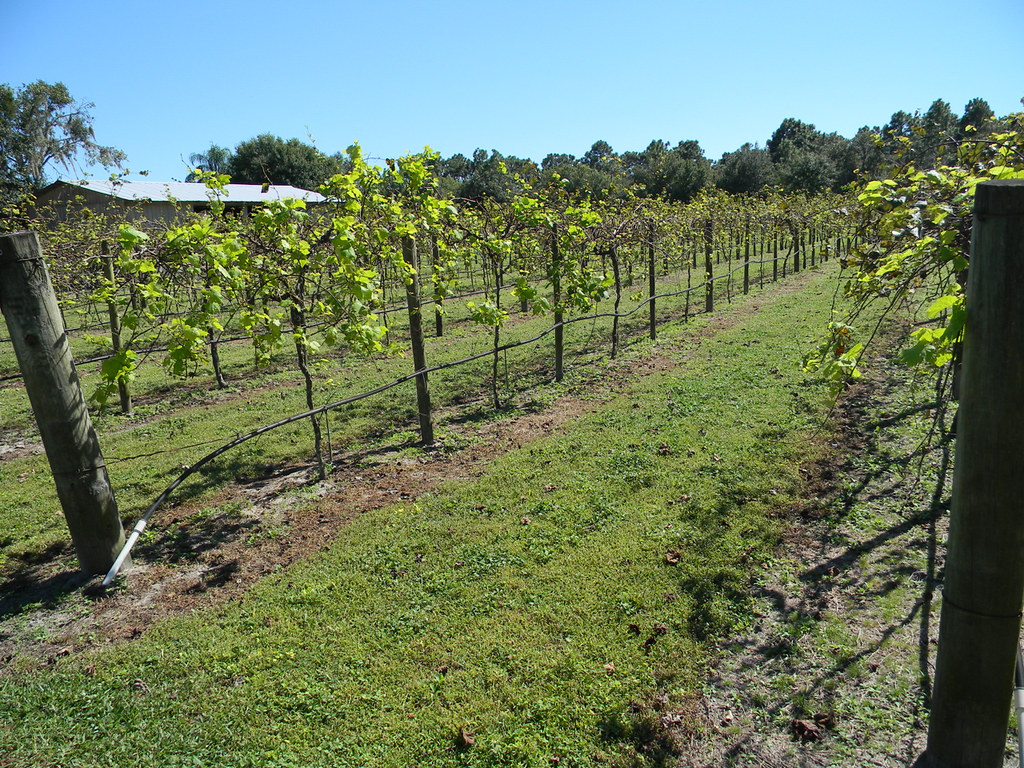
[402, 235, 434, 445]
[0, 231, 128, 575]
[743, 217, 750, 295]
[925, 180, 1024, 767]
[773, 233, 779, 282]
[552, 226, 564, 383]
[610, 246, 622, 359]
[703, 218, 714, 313]
[648, 224, 657, 341]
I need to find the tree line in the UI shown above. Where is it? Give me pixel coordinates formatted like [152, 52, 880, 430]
[183, 99, 1007, 201]
[0, 80, 1012, 219]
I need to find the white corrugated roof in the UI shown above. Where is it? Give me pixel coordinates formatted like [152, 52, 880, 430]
[56, 179, 327, 203]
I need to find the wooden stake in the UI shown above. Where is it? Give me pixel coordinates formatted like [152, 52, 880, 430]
[704, 218, 714, 314]
[402, 236, 434, 445]
[552, 226, 563, 382]
[0, 232, 128, 574]
[648, 224, 657, 341]
[925, 180, 1024, 767]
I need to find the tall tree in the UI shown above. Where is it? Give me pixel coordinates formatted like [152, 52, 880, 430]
[227, 134, 345, 190]
[847, 126, 887, 179]
[880, 110, 919, 162]
[582, 140, 616, 169]
[0, 80, 124, 203]
[918, 98, 957, 168]
[766, 118, 820, 165]
[540, 152, 576, 172]
[767, 118, 854, 192]
[627, 139, 711, 202]
[539, 143, 623, 200]
[445, 149, 536, 203]
[715, 143, 774, 194]
[958, 97, 995, 139]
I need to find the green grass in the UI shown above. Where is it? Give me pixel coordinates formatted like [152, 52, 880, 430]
[0, 259, 837, 767]
[0, 253, 782, 571]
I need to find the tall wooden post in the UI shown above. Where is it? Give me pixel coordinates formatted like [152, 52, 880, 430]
[743, 217, 750, 295]
[648, 223, 657, 341]
[552, 226, 564, 383]
[773, 234, 778, 282]
[703, 218, 714, 313]
[610, 246, 622, 359]
[925, 180, 1024, 768]
[402, 235, 434, 445]
[0, 232, 128, 574]
[758, 228, 764, 288]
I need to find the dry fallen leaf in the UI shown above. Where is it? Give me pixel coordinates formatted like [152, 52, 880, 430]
[791, 718, 822, 742]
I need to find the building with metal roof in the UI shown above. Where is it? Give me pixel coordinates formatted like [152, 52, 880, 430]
[35, 179, 327, 224]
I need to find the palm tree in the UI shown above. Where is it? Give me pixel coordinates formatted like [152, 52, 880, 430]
[185, 144, 233, 181]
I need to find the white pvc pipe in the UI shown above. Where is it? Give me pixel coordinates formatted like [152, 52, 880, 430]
[102, 518, 147, 587]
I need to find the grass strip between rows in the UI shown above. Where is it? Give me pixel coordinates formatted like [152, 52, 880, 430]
[0, 266, 835, 767]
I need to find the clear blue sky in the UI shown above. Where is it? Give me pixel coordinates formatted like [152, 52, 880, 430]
[3, 0, 1022, 183]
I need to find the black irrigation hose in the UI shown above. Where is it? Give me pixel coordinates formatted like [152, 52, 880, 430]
[102, 254, 818, 586]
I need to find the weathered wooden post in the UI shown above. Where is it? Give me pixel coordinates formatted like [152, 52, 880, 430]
[703, 218, 714, 313]
[551, 225, 564, 383]
[610, 246, 622, 359]
[925, 180, 1024, 767]
[0, 232, 128, 575]
[773, 234, 778, 282]
[743, 217, 750, 296]
[648, 223, 657, 341]
[402, 235, 434, 445]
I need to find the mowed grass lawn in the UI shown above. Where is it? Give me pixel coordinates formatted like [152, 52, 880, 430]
[0, 266, 835, 767]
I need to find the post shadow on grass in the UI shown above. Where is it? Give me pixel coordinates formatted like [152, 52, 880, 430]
[0, 541, 93, 622]
[700, 377, 953, 762]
